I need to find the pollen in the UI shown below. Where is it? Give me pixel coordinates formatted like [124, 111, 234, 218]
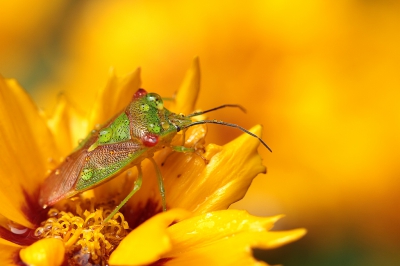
[34, 198, 130, 265]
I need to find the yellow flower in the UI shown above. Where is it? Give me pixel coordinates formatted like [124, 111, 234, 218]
[0, 59, 305, 265]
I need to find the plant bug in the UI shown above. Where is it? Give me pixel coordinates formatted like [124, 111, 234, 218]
[39, 88, 271, 223]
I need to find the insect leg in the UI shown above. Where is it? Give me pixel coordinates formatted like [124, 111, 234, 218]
[161, 131, 193, 166]
[103, 164, 143, 224]
[149, 157, 167, 212]
[171, 145, 195, 153]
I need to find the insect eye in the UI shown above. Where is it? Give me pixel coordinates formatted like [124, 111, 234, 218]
[133, 88, 147, 99]
[142, 133, 159, 147]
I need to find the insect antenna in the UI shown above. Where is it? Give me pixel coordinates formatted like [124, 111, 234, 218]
[187, 104, 246, 118]
[183, 120, 272, 152]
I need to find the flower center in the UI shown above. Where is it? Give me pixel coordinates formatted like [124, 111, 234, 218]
[34, 197, 130, 264]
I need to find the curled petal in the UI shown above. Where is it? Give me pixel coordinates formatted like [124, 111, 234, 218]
[110, 208, 190, 265]
[19, 238, 65, 266]
[164, 125, 266, 214]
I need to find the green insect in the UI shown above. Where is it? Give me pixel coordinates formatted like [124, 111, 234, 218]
[39, 88, 271, 223]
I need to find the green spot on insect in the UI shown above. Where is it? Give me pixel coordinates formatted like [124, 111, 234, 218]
[148, 123, 161, 134]
[87, 142, 98, 152]
[161, 121, 170, 130]
[80, 168, 93, 181]
[99, 128, 113, 143]
[140, 103, 150, 112]
[109, 113, 131, 142]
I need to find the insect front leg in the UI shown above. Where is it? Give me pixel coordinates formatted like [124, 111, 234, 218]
[171, 144, 209, 164]
[103, 164, 143, 224]
[171, 145, 195, 153]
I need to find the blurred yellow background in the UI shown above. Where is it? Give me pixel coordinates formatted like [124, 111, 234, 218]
[1, 0, 400, 265]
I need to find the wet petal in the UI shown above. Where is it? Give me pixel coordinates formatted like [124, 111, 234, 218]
[0, 76, 58, 227]
[88, 67, 141, 130]
[110, 209, 190, 265]
[164, 210, 306, 265]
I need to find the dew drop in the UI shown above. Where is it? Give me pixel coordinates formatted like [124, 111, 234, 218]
[34, 227, 44, 237]
[8, 223, 28, 235]
[44, 223, 52, 231]
[46, 217, 57, 223]
[161, 122, 170, 130]
[48, 208, 59, 217]
[55, 169, 60, 175]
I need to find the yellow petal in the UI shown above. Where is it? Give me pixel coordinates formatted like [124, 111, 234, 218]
[20, 238, 65, 266]
[169, 57, 200, 114]
[88, 67, 141, 130]
[0, 243, 21, 266]
[110, 208, 190, 265]
[47, 94, 87, 155]
[164, 210, 306, 266]
[164, 125, 266, 214]
[0, 76, 58, 228]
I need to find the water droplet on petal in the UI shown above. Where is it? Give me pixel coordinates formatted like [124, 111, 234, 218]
[48, 208, 59, 217]
[8, 223, 28, 235]
[34, 227, 44, 237]
[44, 223, 52, 231]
